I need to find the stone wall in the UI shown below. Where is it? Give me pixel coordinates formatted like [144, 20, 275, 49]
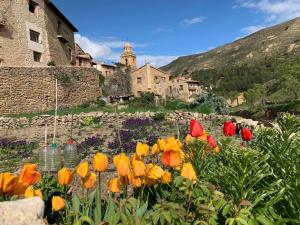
[0, 111, 259, 129]
[0, 66, 102, 116]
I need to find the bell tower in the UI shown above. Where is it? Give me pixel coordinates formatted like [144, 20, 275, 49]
[120, 42, 137, 70]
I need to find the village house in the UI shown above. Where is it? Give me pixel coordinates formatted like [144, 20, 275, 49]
[75, 43, 94, 67]
[93, 62, 116, 78]
[0, 0, 78, 67]
[169, 77, 203, 102]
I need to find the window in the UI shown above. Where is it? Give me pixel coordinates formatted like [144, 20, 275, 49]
[33, 51, 42, 62]
[137, 77, 142, 84]
[29, 0, 37, 14]
[29, 29, 40, 43]
[68, 48, 72, 60]
[79, 58, 82, 66]
[179, 85, 183, 91]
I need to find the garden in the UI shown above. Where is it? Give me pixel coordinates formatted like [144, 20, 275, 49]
[0, 113, 299, 225]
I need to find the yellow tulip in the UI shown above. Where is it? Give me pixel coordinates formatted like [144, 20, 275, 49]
[108, 178, 121, 193]
[162, 171, 172, 184]
[19, 164, 41, 185]
[52, 196, 65, 211]
[34, 189, 43, 199]
[147, 165, 164, 180]
[151, 143, 160, 155]
[113, 153, 130, 177]
[157, 138, 166, 151]
[58, 167, 73, 186]
[76, 161, 89, 178]
[2, 173, 17, 193]
[128, 170, 142, 188]
[136, 142, 149, 158]
[93, 153, 109, 172]
[131, 153, 141, 162]
[132, 160, 146, 177]
[164, 137, 182, 152]
[24, 186, 43, 199]
[198, 132, 208, 142]
[185, 134, 194, 145]
[215, 146, 221, 154]
[83, 172, 97, 189]
[181, 163, 197, 181]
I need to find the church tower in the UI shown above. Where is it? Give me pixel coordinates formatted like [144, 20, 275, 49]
[120, 42, 137, 70]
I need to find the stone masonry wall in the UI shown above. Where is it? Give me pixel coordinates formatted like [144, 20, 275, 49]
[0, 66, 102, 116]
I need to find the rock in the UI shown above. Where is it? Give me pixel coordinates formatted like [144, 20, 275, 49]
[0, 197, 46, 225]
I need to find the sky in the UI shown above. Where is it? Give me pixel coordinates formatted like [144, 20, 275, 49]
[53, 0, 300, 67]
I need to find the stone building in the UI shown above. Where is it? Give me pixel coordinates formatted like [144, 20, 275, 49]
[131, 63, 170, 100]
[94, 62, 116, 78]
[120, 42, 137, 70]
[169, 77, 203, 102]
[0, 0, 78, 67]
[75, 43, 94, 67]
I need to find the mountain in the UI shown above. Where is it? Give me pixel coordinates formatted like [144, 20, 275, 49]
[162, 18, 300, 102]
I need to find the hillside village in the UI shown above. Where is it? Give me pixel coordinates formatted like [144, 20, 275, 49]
[0, 0, 204, 116]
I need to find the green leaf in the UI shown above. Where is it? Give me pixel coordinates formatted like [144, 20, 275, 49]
[256, 216, 273, 225]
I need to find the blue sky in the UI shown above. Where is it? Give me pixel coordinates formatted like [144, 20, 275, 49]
[53, 0, 300, 67]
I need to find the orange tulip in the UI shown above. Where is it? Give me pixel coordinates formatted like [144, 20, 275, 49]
[151, 143, 160, 155]
[162, 171, 172, 184]
[93, 153, 109, 172]
[181, 163, 197, 181]
[58, 167, 73, 186]
[108, 178, 121, 193]
[1, 173, 17, 193]
[164, 137, 182, 152]
[76, 161, 89, 178]
[19, 164, 41, 185]
[161, 150, 182, 168]
[198, 132, 208, 142]
[128, 171, 142, 188]
[52, 196, 65, 211]
[132, 160, 146, 177]
[7, 179, 28, 196]
[24, 186, 43, 199]
[185, 134, 194, 145]
[83, 172, 97, 189]
[113, 153, 130, 177]
[136, 142, 149, 158]
[147, 165, 164, 180]
[215, 146, 221, 154]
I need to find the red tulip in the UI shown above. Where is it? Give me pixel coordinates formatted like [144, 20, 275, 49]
[223, 121, 236, 137]
[190, 119, 204, 137]
[241, 128, 252, 142]
[207, 135, 217, 148]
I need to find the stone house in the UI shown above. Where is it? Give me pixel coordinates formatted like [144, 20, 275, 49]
[169, 77, 203, 102]
[0, 0, 78, 67]
[75, 43, 94, 67]
[94, 62, 116, 78]
[131, 63, 170, 100]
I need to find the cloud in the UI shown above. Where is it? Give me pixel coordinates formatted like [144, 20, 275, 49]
[75, 34, 177, 67]
[237, 0, 300, 23]
[181, 17, 206, 26]
[154, 27, 173, 33]
[137, 55, 178, 67]
[241, 24, 266, 34]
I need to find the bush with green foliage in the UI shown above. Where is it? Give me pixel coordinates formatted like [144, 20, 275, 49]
[129, 92, 156, 108]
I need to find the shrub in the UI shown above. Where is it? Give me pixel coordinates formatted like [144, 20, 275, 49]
[152, 112, 165, 121]
[129, 92, 155, 108]
[165, 100, 189, 110]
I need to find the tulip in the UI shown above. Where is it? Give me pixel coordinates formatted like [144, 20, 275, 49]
[181, 163, 197, 181]
[147, 165, 164, 180]
[83, 172, 97, 189]
[76, 161, 89, 179]
[131, 153, 141, 162]
[136, 142, 149, 158]
[132, 160, 146, 177]
[164, 138, 183, 152]
[223, 121, 236, 137]
[108, 178, 121, 193]
[185, 134, 194, 145]
[157, 138, 166, 151]
[7, 179, 28, 196]
[114, 153, 130, 177]
[93, 153, 109, 172]
[151, 144, 160, 155]
[161, 150, 183, 168]
[198, 132, 208, 142]
[58, 167, 73, 186]
[241, 128, 253, 142]
[190, 119, 204, 137]
[52, 196, 65, 211]
[128, 171, 142, 188]
[162, 171, 172, 184]
[207, 135, 217, 149]
[24, 186, 43, 199]
[215, 146, 221, 154]
[1, 173, 17, 193]
[19, 164, 41, 185]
